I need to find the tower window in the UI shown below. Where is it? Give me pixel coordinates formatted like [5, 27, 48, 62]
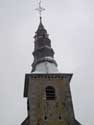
[46, 86, 56, 100]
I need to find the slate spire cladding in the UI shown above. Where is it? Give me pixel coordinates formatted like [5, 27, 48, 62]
[32, 17, 57, 72]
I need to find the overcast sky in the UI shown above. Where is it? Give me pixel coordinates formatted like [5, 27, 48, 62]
[0, 0, 94, 125]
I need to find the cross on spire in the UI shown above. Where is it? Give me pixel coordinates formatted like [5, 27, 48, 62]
[35, 0, 45, 18]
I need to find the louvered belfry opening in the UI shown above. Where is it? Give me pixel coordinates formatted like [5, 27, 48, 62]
[46, 86, 56, 100]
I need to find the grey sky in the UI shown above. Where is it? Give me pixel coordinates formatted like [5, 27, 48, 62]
[0, 0, 94, 124]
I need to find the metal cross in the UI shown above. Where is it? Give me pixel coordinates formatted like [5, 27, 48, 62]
[35, 0, 45, 17]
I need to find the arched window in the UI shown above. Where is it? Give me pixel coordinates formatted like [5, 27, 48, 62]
[46, 86, 56, 100]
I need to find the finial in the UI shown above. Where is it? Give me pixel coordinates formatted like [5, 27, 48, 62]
[35, 0, 45, 19]
[40, 16, 42, 23]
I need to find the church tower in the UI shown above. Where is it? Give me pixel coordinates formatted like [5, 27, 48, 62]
[21, 2, 81, 125]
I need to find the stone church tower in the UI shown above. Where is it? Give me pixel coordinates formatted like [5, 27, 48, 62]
[21, 3, 81, 125]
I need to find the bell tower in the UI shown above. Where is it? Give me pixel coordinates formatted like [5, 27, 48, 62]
[21, 1, 81, 125]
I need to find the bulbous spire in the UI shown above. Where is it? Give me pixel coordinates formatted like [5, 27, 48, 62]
[32, 18, 57, 72]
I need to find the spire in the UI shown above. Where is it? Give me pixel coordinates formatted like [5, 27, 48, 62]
[31, 1, 58, 72]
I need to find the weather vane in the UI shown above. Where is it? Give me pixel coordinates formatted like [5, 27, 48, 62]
[35, 0, 45, 18]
